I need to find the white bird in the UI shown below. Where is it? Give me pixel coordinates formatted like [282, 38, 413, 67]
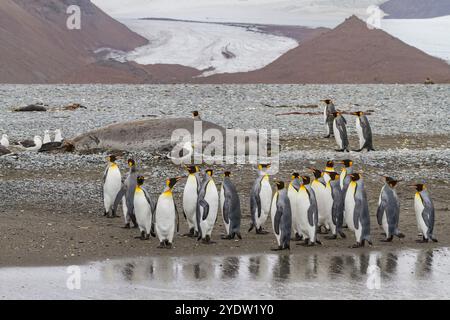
[20, 136, 42, 151]
[1, 134, 9, 148]
[43, 130, 51, 144]
[54, 129, 63, 143]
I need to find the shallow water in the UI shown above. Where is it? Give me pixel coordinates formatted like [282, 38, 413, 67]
[1, 248, 449, 299]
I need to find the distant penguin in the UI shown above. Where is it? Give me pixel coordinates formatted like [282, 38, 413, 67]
[19, 135, 42, 151]
[102, 155, 122, 218]
[351, 111, 375, 152]
[288, 173, 303, 241]
[1, 134, 9, 148]
[54, 129, 63, 143]
[220, 171, 242, 240]
[113, 159, 138, 228]
[155, 177, 182, 248]
[270, 181, 292, 251]
[249, 164, 272, 234]
[412, 184, 437, 243]
[310, 168, 330, 234]
[377, 177, 404, 242]
[322, 99, 336, 138]
[323, 160, 335, 183]
[43, 130, 51, 144]
[298, 176, 320, 246]
[332, 112, 350, 152]
[325, 172, 346, 239]
[134, 176, 156, 240]
[183, 165, 201, 237]
[197, 169, 219, 244]
[345, 173, 372, 248]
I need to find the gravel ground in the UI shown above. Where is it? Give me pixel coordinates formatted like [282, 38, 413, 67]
[0, 84, 449, 267]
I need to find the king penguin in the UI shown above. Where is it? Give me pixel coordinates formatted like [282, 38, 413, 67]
[102, 155, 122, 218]
[345, 173, 372, 248]
[113, 159, 138, 228]
[412, 183, 437, 243]
[324, 172, 346, 239]
[310, 168, 330, 234]
[332, 112, 350, 152]
[134, 176, 156, 240]
[351, 111, 375, 152]
[249, 164, 272, 234]
[377, 177, 404, 242]
[298, 176, 321, 246]
[155, 177, 183, 248]
[323, 160, 335, 183]
[288, 173, 303, 241]
[270, 181, 292, 251]
[183, 165, 201, 237]
[321, 99, 336, 138]
[197, 169, 219, 244]
[339, 159, 354, 192]
[220, 171, 242, 240]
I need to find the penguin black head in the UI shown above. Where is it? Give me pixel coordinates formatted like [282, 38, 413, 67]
[301, 176, 311, 185]
[332, 111, 342, 118]
[186, 165, 199, 174]
[275, 181, 285, 190]
[291, 172, 300, 180]
[108, 155, 117, 163]
[206, 169, 213, 177]
[308, 168, 322, 179]
[326, 160, 334, 168]
[224, 171, 231, 177]
[351, 111, 363, 116]
[341, 159, 353, 167]
[192, 111, 200, 117]
[127, 159, 136, 167]
[322, 99, 332, 104]
[385, 176, 399, 188]
[137, 176, 145, 186]
[328, 172, 340, 181]
[258, 164, 271, 170]
[350, 173, 362, 181]
[166, 177, 182, 189]
[412, 184, 425, 192]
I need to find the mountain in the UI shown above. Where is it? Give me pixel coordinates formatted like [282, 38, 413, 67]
[381, 0, 450, 19]
[198, 16, 450, 84]
[0, 0, 147, 83]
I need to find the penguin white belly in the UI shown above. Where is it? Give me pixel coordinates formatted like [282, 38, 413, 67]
[323, 185, 334, 228]
[312, 181, 328, 227]
[356, 118, 365, 149]
[288, 187, 301, 235]
[134, 192, 152, 234]
[414, 194, 428, 237]
[270, 193, 281, 246]
[220, 186, 230, 234]
[155, 195, 176, 242]
[355, 221, 363, 242]
[200, 181, 219, 237]
[340, 169, 346, 189]
[333, 120, 342, 148]
[103, 167, 122, 212]
[257, 179, 272, 228]
[183, 175, 198, 231]
[381, 211, 389, 237]
[298, 189, 315, 241]
[345, 184, 356, 232]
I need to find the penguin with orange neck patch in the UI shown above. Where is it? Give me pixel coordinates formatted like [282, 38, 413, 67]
[155, 177, 183, 249]
[412, 183, 437, 243]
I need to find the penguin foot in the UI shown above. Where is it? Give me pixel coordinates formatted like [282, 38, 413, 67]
[248, 225, 254, 233]
[315, 239, 322, 245]
[202, 235, 216, 244]
[323, 135, 331, 139]
[221, 235, 232, 240]
[351, 242, 363, 248]
[103, 210, 108, 217]
[317, 226, 329, 234]
[145, 234, 150, 240]
[325, 234, 337, 240]
[431, 237, 438, 243]
[132, 224, 139, 229]
[183, 228, 196, 237]
[297, 239, 311, 246]
[236, 233, 242, 240]
[157, 242, 166, 248]
[338, 231, 347, 239]
[292, 233, 303, 241]
[150, 231, 156, 238]
[397, 232, 405, 239]
[166, 242, 173, 249]
[271, 246, 283, 251]
[380, 232, 386, 236]
[380, 236, 393, 243]
[122, 223, 131, 229]
[256, 228, 269, 235]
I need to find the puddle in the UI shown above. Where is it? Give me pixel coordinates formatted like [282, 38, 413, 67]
[1, 248, 449, 299]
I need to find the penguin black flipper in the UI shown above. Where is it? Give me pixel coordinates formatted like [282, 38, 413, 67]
[223, 193, 231, 226]
[305, 187, 318, 227]
[360, 115, 374, 151]
[274, 199, 283, 236]
[376, 200, 385, 226]
[420, 193, 435, 238]
[175, 202, 180, 233]
[199, 199, 210, 221]
[112, 187, 126, 214]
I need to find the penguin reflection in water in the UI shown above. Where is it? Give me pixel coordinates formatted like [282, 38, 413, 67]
[220, 171, 242, 240]
[332, 111, 350, 152]
[270, 181, 292, 251]
[249, 164, 272, 234]
[377, 177, 405, 242]
[133, 176, 156, 240]
[155, 177, 183, 248]
[351, 111, 375, 152]
[345, 173, 372, 248]
[412, 184, 437, 243]
[197, 169, 219, 244]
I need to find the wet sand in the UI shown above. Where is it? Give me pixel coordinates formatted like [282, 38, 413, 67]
[1, 133, 448, 267]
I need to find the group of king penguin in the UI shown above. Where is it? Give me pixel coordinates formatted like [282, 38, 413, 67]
[102, 156, 437, 250]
